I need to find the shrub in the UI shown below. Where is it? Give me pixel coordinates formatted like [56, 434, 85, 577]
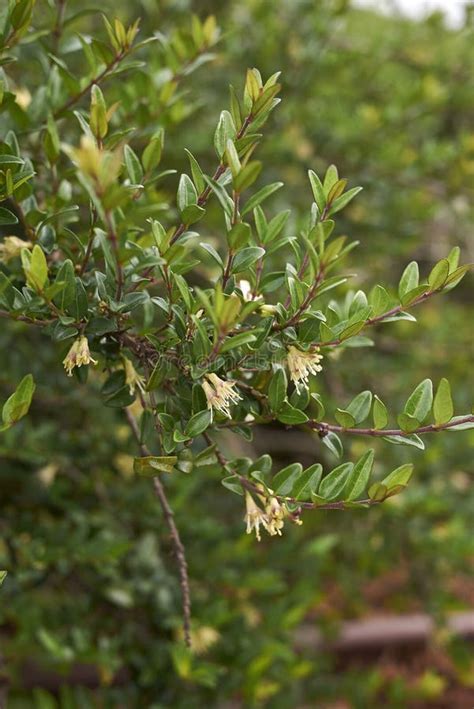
[0, 2, 472, 702]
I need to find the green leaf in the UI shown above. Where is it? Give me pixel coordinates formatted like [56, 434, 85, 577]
[220, 332, 257, 353]
[397, 412, 421, 433]
[185, 409, 212, 437]
[291, 463, 323, 500]
[328, 186, 363, 216]
[221, 476, 244, 495]
[0, 206, 19, 225]
[368, 483, 387, 501]
[225, 139, 241, 177]
[343, 450, 374, 501]
[273, 462, 303, 495]
[142, 129, 164, 172]
[319, 462, 353, 500]
[67, 278, 88, 321]
[23, 244, 48, 291]
[90, 84, 108, 139]
[323, 164, 339, 194]
[433, 378, 454, 425]
[444, 416, 474, 431]
[428, 258, 449, 290]
[404, 378, 432, 423]
[177, 173, 198, 212]
[369, 284, 391, 316]
[2, 374, 35, 426]
[277, 402, 308, 425]
[184, 149, 205, 193]
[334, 408, 356, 428]
[346, 390, 372, 424]
[383, 433, 425, 450]
[268, 368, 287, 412]
[398, 261, 419, 298]
[231, 246, 265, 273]
[241, 182, 283, 216]
[53, 259, 76, 310]
[181, 204, 205, 225]
[372, 395, 388, 429]
[321, 431, 343, 458]
[234, 160, 262, 192]
[124, 144, 143, 184]
[443, 264, 472, 291]
[214, 110, 236, 158]
[133, 456, 177, 476]
[381, 463, 414, 497]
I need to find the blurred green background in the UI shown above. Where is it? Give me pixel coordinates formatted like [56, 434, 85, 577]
[1, 0, 473, 706]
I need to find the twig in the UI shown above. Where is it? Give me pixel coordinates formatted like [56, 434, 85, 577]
[310, 414, 474, 438]
[53, 49, 127, 119]
[0, 310, 54, 327]
[124, 408, 192, 647]
[104, 210, 123, 299]
[130, 113, 255, 291]
[79, 207, 97, 276]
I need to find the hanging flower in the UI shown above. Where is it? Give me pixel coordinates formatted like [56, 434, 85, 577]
[63, 336, 98, 376]
[244, 491, 269, 542]
[238, 279, 253, 301]
[123, 356, 146, 395]
[264, 496, 287, 536]
[0, 236, 32, 263]
[286, 345, 323, 393]
[202, 373, 242, 418]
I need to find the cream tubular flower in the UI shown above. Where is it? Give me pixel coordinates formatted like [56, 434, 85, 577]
[0, 236, 32, 263]
[264, 496, 287, 536]
[244, 491, 269, 542]
[63, 336, 98, 377]
[123, 357, 146, 395]
[238, 279, 253, 301]
[286, 345, 323, 393]
[203, 373, 242, 419]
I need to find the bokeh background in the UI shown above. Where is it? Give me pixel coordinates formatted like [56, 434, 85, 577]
[1, 0, 473, 706]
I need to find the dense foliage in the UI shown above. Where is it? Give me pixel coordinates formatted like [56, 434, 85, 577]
[1, 0, 473, 705]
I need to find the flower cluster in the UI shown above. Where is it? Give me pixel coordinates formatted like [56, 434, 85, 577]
[286, 345, 323, 393]
[202, 373, 242, 419]
[244, 489, 289, 541]
[0, 236, 32, 263]
[63, 336, 98, 377]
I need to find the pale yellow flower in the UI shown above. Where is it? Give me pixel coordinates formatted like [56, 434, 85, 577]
[244, 491, 269, 542]
[0, 236, 32, 263]
[202, 373, 242, 419]
[123, 357, 146, 395]
[63, 336, 98, 376]
[286, 345, 323, 393]
[264, 496, 287, 536]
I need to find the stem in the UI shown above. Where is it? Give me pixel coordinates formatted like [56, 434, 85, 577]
[53, 49, 127, 119]
[104, 211, 123, 299]
[79, 208, 97, 276]
[0, 310, 54, 327]
[218, 411, 474, 438]
[274, 268, 325, 331]
[310, 414, 474, 438]
[315, 289, 438, 348]
[238, 474, 379, 511]
[124, 408, 192, 647]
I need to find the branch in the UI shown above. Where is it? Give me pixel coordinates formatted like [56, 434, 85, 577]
[124, 408, 192, 647]
[53, 49, 129, 119]
[104, 210, 123, 299]
[217, 409, 474, 438]
[0, 309, 54, 327]
[310, 414, 474, 438]
[129, 113, 256, 292]
[238, 474, 379, 511]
